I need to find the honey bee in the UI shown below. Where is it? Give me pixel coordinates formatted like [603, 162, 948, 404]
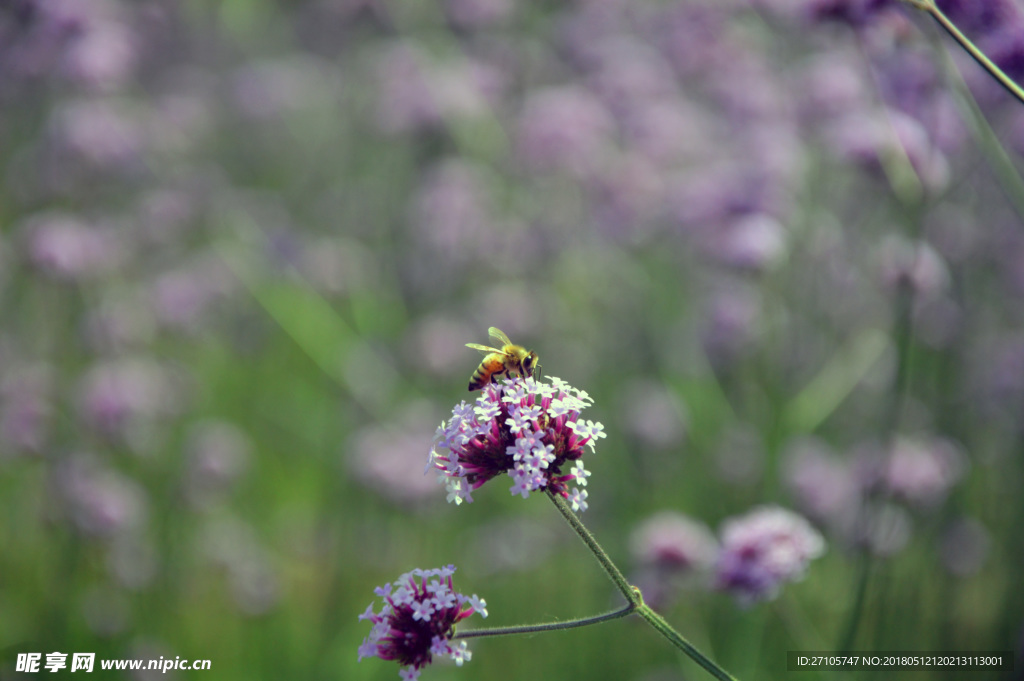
[465, 327, 540, 391]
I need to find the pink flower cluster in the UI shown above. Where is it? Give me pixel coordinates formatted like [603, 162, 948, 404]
[714, 506, 825, 604]
[358, 566, 487, 680]
[427, 376, 604, 512]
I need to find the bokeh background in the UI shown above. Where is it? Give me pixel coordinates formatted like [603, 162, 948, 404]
[1, 0, 1023, 679]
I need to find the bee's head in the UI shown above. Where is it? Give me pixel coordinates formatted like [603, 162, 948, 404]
[522, 352, 539, 378]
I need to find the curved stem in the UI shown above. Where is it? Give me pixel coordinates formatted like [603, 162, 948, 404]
[637, 605, 739, 681]
[545, 490, 640, 605]
[902, 0, 1024, 107]
[453, 602, 637, 639]
[546, 490, 738, 681]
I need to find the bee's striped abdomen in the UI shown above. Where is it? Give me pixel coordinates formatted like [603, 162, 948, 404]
[468, 354, 506, 391]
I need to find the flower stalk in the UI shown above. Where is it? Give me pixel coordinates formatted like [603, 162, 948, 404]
[453, 602, 637, 639]
[547, 490, 739, 681]
[901, 0, 1024, 107]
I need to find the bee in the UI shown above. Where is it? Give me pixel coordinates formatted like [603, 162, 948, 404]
[465, 327, 540, 391]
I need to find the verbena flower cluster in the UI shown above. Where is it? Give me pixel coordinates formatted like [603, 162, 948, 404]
[358, 566, 487, 680]
[427, 376, 605, 511]
[714, 506, 825, 604]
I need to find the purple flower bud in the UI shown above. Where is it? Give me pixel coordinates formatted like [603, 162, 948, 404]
[715, 506, 825, 604]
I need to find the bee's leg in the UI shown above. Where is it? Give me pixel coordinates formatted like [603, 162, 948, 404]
[489, 369, 505, 384]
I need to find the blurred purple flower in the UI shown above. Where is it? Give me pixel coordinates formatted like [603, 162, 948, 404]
[405, 317, 478, 379]
[51, 98, 145, 171]
[620, 97, 714, 168]
[24, 212, 122, 281]
[183, 420, 251, 509]
[515, 85, 614, 176]
[713, 213, 788, 271]
[0, 363, 52, 455]
[828, 109, 950, 193]
[631, 511, 718, 572]
[585, 39, 679, 118]
[877, 235, 950, 297]
[411, 158, 495, 257]
[619, 380, 688, 451]
[794, 51, 870, 123]
[715, 506, 825, 604]
[586, 154, 665, 240]
[77, 358, 179, 438]
[783, 437, 860, 528]
[61, 8, 137, 93]
[0, 0, 135, 92]
[151, 257, 233, 332]
[700, 285, 761, 369]
[652, 1, 739, 77]
[351, 402, 446, 506]
[630, 511, 718, 609]
[375, 43, 503, 134]
[880, 436, 965, 508]
[55, 455, 147, 538]
[671, 166, 785, 231]
[231, 56, 329, 121]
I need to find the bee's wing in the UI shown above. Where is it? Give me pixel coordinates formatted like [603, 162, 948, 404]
[488, 327, 513, 347]
[466, 343, 505, 355]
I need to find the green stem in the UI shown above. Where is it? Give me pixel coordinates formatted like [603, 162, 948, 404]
[453, 602, 637, 639]
[546, 490, 639, 605]
[637, 605, 739, 681]
[902, 0, 1024, 107]
[546, 491, 738, 681]
[920, 19, 1024, 222]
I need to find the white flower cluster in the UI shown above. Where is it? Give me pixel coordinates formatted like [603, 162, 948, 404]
[427, 376, 605, 509]
[358, 566, 487, 680]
